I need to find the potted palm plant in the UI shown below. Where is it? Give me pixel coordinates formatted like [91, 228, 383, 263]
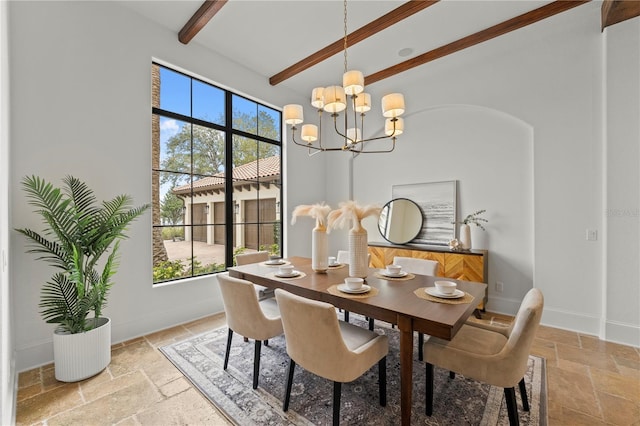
[16, 175, 149, 382]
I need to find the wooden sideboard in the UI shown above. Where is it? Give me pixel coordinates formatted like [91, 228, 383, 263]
[368, 242, 488, 310]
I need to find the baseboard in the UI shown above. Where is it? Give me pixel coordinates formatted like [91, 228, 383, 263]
[16, 296, 222, 373]
[605, 319, 640, 348]
[109, 297, 222, 345]
[488, 298, 639, 348]
[485, 295, 522, 316]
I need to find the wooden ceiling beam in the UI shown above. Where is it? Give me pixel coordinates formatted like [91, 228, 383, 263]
[179, 0, 228, 45]
[601, 0, 640, 30]
[269, 0, 439, 86]
[366, 0, 590, 86]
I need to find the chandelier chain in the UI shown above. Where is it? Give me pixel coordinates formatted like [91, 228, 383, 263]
[343, 0, 348, 74]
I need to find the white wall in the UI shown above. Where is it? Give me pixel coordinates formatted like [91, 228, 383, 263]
[7, 0, 639, 379]
[604, 18, 640, 346]
[328, 3, 639, 346]
[1, 0, 16, 422]
[8, 0, 322, 371]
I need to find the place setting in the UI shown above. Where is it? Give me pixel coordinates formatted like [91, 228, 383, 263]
[328, 277, 379, 298]
[267, 264, 306, 280]
[326, 256, 346, 269]
[415, 280, 474, 305]
[374, 264, 415, 281]
[261, 255, 290, 267]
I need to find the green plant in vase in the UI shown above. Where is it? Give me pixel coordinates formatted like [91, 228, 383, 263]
[453, 209, 488, 250]
[16, 175, 150, 334]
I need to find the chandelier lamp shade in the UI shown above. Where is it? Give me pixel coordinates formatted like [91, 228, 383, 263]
[283, 0, 405, 155]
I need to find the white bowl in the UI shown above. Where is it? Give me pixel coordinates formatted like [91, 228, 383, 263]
[279, 265, 294, 275]
[345, 277, 364, 290]
[386, 264, 402, 275]
[434, 281, 457, 295]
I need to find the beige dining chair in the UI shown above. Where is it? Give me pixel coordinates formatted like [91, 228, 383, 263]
[217, 274, 283, 389]
[235, 250, 274, 300]
[385, 256, 439, 360]
[423, 288, 544, 426]
[275, 289, 389, 426]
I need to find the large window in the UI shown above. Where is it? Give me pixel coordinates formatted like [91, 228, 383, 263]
[152, 63, 282, 284]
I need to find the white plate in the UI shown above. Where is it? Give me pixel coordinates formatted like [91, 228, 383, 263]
[275, 271, 301, 278]
[380, 270, 408, 278]
[337, 284, 371, 294]
[328, 263, 343, 268]
[424, 287, 465, 299]
[265, 260, 286, 265]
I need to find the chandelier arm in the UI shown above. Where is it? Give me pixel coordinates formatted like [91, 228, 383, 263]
[348, 137, 397, 154]
[290, 125, 324, 152]
[332, 113, 354, 148]
[316, 108, 325, 150]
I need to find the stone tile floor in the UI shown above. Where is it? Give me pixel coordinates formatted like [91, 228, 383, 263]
[17, 312, 640, 425]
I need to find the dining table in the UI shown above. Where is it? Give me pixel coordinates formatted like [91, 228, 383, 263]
[228, 256, 487, 426]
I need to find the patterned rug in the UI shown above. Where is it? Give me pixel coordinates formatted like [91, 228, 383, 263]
[160, 317, 547, 425]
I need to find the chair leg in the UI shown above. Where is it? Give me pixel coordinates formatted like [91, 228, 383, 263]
[264, 339, 269, 346]
[344, 311, 350, 322]
[504, 387, 520, 426]
[283, 359, 296, 411]
[425, 363, 434, 416]
[333, 381, 342, 426]
[379, 357, 387, 406]
[369, 318, 375, 331]
[223, 329, 233, 370]
[418, 333, 424, 361]
[449, 371, 456, 379]
[253, 340, 262, 389]
[518, 378, 530, 411]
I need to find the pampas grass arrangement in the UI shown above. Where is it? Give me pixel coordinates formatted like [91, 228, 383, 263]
[328, 201, 381, 278]
[327, 200, 381, 232]
[291, 203, 332, 231]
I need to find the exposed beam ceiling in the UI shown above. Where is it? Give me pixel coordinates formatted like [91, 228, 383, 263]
[268, 0, 439, 86]
[179, 0, 228, 45]
[601, 0, 640, 30]
[365, 0, 591, 85]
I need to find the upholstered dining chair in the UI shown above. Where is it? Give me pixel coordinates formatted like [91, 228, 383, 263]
[275, 289, 389, 426]
[235, 250, 273, 300]
[385, 256, 439, 360]
[423, 288, 544, 426]
[217, 274, 283, 389]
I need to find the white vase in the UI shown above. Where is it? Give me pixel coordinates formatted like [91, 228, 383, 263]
[53, 317, 111, 382]
[349, 228, 369, 278]
[459, 224, 472, 250]
[312, 227, 328, 272]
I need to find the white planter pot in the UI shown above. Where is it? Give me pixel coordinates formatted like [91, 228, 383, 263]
[53, 317, 111, 382]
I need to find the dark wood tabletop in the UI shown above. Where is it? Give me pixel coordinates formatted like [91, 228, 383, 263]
[227, 256, 487, 426]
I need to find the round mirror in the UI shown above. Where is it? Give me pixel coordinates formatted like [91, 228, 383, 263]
[378, 198, 423, 244]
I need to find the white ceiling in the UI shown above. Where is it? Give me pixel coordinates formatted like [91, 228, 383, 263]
[119, 0, 555, 98]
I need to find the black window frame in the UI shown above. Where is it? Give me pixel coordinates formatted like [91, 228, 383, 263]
[152, 62, 283, 284]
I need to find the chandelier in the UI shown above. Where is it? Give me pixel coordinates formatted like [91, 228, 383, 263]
[283, 0, 406, 155]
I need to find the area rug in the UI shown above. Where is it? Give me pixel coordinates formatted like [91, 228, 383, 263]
[160, 317, 547, 425]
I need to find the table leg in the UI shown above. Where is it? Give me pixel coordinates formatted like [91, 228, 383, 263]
[397, 315, 413, 426]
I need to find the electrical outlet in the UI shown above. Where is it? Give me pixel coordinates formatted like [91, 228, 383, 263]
[496, 281, 504, 292]
[586, 229, 598, 241]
